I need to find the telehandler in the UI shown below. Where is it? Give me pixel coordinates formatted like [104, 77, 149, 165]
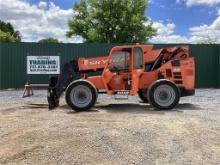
[47, 45, 195, 111]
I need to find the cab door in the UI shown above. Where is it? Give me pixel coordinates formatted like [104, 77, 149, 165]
[130, 47, 144, 95]
[102, 48, 131, 94]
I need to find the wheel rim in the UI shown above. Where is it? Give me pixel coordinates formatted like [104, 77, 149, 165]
[153, 85, 176, 107]
[70, 85, 92, 108]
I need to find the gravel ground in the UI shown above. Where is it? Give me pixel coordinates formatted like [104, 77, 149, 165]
[0, 89, 220, 165]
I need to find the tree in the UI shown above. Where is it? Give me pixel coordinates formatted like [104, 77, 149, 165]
[67, 0, 156, 43]
[0, 20, 21, 42]
[38, 37, 60, 43]
[0, 30, 16, 42]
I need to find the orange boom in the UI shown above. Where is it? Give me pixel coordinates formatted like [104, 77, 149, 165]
[47, 45, 195, 111]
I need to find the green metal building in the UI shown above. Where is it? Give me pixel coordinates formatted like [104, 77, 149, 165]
[0, 43, 219, 89]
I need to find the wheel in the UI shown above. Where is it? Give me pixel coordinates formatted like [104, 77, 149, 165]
[147, 80, 180, 110]
[138, 89, 148, 103]
[65, 80, 98, 111]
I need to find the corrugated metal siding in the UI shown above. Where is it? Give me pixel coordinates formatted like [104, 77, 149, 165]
[218, 45, 220, 88]
[0, 42, 219, 89]
[190, 44, 219, 88]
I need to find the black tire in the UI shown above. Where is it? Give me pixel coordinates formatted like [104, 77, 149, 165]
[138, 89, 148, 103]
[147, 80, 180, 110]
[65, 80, 97, 111]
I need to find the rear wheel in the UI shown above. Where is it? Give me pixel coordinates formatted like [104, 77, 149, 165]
[147, 80, 180, 110]
[65, 81, 97, 111]
[138, 89, 148, 103]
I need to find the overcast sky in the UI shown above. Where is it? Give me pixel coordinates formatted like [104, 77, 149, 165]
[0, 0, 220, 43]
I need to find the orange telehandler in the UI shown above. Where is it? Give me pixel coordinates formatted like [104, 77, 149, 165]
[47, 45, 195, 111]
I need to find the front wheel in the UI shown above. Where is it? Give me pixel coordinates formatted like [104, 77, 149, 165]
[147, 80, 180, 110]
[65, 80, 97, 111]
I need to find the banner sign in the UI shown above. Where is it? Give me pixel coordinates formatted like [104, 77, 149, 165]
[27, 56, 60, 74]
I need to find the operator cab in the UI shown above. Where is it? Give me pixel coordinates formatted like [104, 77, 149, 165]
[104, 46, 144, 94]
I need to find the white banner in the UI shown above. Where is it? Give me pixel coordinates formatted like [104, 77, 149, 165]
[27, 56, 60, 74]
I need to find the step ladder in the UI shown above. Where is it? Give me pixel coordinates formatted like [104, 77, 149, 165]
[113, 90, 129, 100]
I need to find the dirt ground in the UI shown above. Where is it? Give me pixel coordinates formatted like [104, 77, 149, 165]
[0, 89, 220, 165]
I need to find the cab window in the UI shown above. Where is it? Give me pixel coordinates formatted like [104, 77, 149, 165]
[134, 48, 143, 69]
[109, 50, 130, 71]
